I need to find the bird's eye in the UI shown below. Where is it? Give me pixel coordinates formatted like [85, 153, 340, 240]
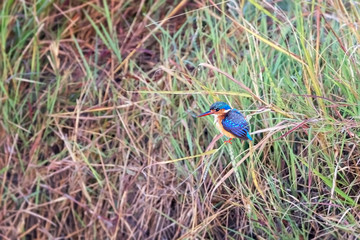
[216, 108, 220, 111]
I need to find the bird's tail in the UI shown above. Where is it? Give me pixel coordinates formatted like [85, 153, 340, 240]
[247, 132, 253, 141]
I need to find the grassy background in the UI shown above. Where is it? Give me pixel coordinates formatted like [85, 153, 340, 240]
[1, 0, 360, 239]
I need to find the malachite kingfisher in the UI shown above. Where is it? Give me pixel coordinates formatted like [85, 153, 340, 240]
[197, 101, 253, 144]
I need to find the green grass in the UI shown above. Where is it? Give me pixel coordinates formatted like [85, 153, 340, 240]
[1, 0, 360, 239]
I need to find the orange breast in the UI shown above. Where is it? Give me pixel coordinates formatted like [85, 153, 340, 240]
[215, 114, 237, 138]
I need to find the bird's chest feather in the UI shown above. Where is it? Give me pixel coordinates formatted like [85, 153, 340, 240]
[214, 115, 236, 138]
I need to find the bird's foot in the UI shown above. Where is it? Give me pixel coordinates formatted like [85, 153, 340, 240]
[224, 138, 233, 144]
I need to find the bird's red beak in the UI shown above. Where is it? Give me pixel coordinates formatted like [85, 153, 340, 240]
[197, 110, 215, 117]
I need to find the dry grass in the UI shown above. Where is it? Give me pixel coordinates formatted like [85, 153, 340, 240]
[1, 0, 360, 239]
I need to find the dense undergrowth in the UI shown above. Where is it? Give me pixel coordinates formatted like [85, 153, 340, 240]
[1, 0, 360, 239]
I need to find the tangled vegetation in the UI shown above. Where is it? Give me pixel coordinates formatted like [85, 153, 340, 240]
[1, 0, 360, 239]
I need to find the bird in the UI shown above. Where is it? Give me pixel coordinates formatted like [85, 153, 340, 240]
[197, 101, 253, 144]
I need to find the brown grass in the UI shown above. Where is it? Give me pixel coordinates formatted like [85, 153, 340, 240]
[1, 0, 360, 239]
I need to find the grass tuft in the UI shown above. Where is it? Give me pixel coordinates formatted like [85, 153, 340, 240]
[1, 0, 360, 238]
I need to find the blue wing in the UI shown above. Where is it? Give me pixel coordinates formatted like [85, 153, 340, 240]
[222, 109, 252, 140]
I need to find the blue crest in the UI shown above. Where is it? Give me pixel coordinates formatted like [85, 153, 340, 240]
[209, 102, 231, 111]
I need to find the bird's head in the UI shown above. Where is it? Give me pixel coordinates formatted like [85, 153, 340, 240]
[197, 102, 231, 117]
